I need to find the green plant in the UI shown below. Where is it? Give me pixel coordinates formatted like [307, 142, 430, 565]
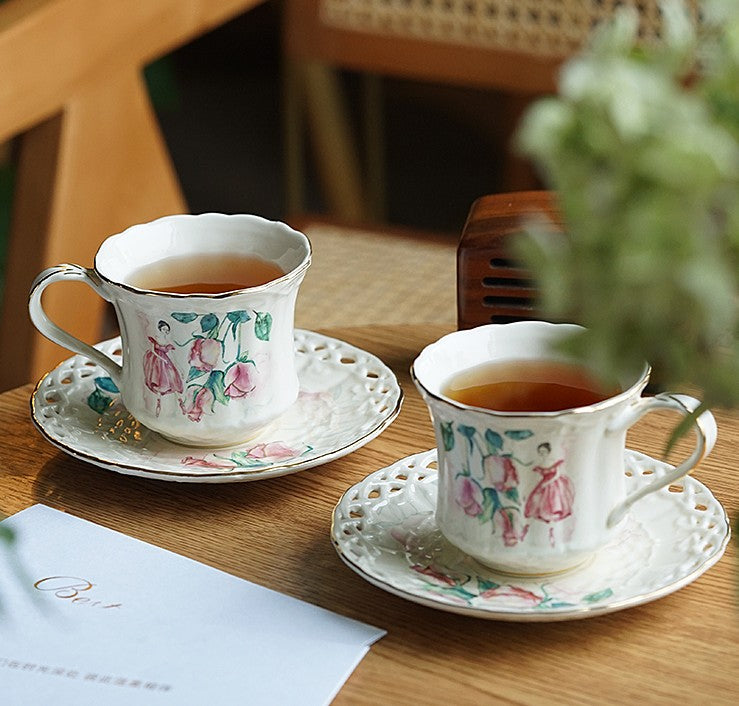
[517, 0, 738, 421]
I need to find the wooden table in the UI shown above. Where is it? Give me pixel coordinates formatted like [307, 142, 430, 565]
[1, 324, 737, 703]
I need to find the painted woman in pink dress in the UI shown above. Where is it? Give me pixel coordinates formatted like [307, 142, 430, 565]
[143, 320, 184, 416]
[524, 442, 575, 545]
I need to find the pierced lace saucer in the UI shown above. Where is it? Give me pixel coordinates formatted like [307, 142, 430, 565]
[31, 330, 402, 482]
[332, 449, 730, 621]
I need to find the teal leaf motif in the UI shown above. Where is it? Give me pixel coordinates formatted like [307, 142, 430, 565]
[226, 310, 251, 324]
[201, 314, 219, 333]
[94, 376, 119, 393]
[485, 429, 503, 453]
[480, 487, 501, 523]
[504, 487, 520, 504]
[440, 421, 454, 451]
[87, 388, 113, 414]
[582, 588, 614, 604]
[505, 429, 535, 440]
[254, 312, 273, 341]
[457, 425, 476, 452]
[546, 601, 577, 609]
[477, 578, 501, 593]
[187, 366, 207, 382]
[229, 451, 258, 468]
[205, 370, 228, 405]
[426, 583, 477, 603]
[172, 312, 198, 323]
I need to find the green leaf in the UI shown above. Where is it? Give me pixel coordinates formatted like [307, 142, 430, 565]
[480, 487, 501, 523]
[484, 429, 503, 453]
[172, 312, 198, 323]
[457, 425, 477, 452]
[440, 421, 454, 451]
[226, 310, 251, 324]
[205, 370, 228, 405]
[504, 488, 520, 504]
[187, 366, 207, 382]
[0, 525, 15, 544]
[477, 578, 500, 593]
[254, 312, 273, 341]
[583, 588, 614, 604]
[505, 429, 534, 440]
[201, 314, 219, 333]
[94, 376, 119, 393]
[87, 389, 113, 414]
[229, 451, 255, 467]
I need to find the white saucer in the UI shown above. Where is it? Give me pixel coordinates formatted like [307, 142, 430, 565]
[332, 449, 730, 621]
[32, 330, 402, 483]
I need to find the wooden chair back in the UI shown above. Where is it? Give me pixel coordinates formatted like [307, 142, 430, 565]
[0, 0, 261, 390]
[282, 0, 680, 222]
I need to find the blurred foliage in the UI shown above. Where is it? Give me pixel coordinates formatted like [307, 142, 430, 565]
[517, 0, 739, 414]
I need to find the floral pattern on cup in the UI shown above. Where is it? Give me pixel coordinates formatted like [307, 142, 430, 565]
[142, 309, 273, 422]
[441, 422, 575, 549]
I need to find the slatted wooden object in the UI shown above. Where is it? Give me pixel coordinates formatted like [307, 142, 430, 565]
[456, 191, 563, 329]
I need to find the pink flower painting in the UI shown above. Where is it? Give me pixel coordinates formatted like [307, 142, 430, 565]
[483, 454, 519, 492]
[188, 338, 221, 372]
[179, 386, 214, 422]
[180, 440, 310, 471]
[456, 477, 483, 517]
[224, 362, 256, 398]
[243, 442, 296, 460]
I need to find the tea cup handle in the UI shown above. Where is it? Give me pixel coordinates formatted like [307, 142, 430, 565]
[605, 393, 717, 527]
[29, 264, 123, 386]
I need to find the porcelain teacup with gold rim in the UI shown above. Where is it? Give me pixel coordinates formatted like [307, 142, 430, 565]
[29, 214, 311, 447]
[411, 321, 717, 576]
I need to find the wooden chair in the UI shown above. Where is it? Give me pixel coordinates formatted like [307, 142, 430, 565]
[0, 0, 266, 391]
[456, 190, 563, 329]
[281, 0, 675, 223]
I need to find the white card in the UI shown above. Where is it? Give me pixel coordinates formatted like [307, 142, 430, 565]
[0, 505, 385, 705]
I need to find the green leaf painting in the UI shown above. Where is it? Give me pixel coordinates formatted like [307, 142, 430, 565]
[200, 313, 219, 333]
[87, 388, 114, 414]
[172, 312, 198, 323]
[440, 421, 455, 451]
[205, 370, 228, 405]
[484, 429, 503, 453]
[254, 312, 273, 341]
[94, 376, 119, 393]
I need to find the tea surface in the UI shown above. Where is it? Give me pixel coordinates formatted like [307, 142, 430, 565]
[442, 359, 617, 412]
[129, 253, 285, 294]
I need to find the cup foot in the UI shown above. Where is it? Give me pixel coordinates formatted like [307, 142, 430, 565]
[472, 554, 594, 579]
[155, 419, 277, 448]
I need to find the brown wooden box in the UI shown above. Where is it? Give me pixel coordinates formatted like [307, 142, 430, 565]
[456, 191, 563, 329]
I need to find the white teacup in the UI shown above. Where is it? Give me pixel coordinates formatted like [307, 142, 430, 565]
[412, 321, 717, 575]
[29, 214, 311, 447]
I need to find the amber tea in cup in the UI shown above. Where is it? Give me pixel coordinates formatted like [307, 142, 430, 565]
[128, 253, 286, 294]
[442, 359, 618, 412]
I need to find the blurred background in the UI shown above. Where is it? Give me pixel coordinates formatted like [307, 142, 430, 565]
[148, 2, 520, 234]
[1, 0, 576, 389]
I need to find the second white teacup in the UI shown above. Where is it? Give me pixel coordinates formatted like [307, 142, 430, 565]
[412, 322, 717, 575]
